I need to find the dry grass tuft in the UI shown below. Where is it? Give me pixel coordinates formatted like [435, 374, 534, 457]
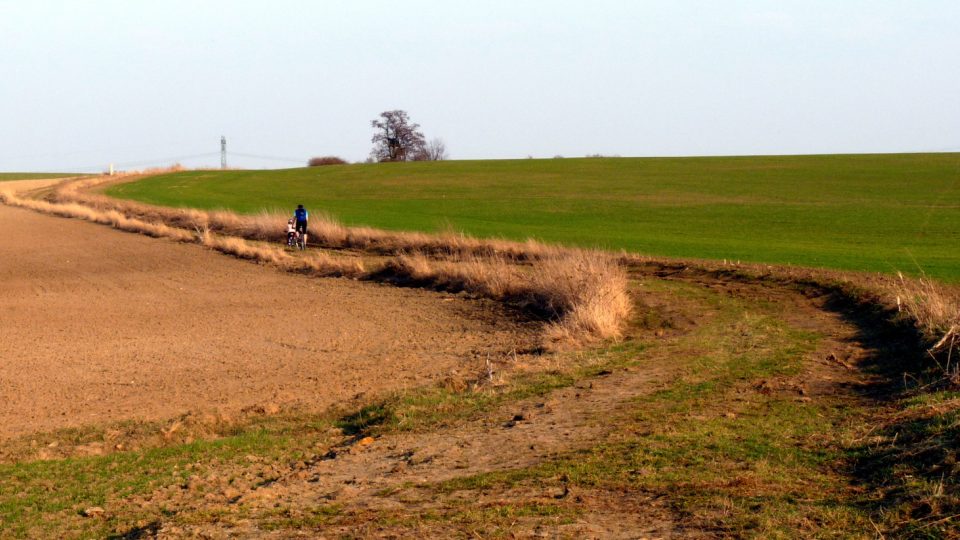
[535, 251, 633, 345]
[378, 253, 526, 299]
[282, 251, 367, 278]
[375, 250, 631, 347]
[197, 228, 367, 278]
[198, 229, 286, 264]
[893, 272, 960, 365]
[1, 190, 195, 242]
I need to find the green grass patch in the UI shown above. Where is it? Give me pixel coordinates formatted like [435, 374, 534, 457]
[258, 504, 342, 531]
[435, 282, 878, 536]
[333, 347, 649, 439]
[0, 420, 332, 538]
[1, 437, 248, 537]
[106, 153, 960, 280]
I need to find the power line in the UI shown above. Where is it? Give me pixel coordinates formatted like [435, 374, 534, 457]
[228, 151, 305, 164]
[3, 140, 309, 172]
[0, 141, 214, 162]
[62, 152, 222, 172]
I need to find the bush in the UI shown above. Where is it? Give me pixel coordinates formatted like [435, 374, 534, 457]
[307, 156, 347, 167]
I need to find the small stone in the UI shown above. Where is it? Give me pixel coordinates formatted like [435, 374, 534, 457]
[81, 507, 105, 518]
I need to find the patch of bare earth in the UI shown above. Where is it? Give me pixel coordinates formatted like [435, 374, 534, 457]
[0, 198, 538, 441]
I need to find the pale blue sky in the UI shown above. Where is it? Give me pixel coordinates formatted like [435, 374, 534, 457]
[1, 0, 958, 171]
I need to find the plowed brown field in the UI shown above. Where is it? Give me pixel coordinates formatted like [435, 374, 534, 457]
[0, 181, 537, 440]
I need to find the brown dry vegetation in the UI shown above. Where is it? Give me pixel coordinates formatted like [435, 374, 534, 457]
[4, 177, 633, 347]
[0, 189, 195, 243]
[894, 272, 960, 358]
[378, 251, 631, 345]
[308, 156, 348, 166]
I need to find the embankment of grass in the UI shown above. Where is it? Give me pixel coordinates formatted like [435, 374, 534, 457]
[105, 153, 960, 281]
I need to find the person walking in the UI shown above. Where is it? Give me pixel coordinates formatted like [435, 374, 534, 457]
[294, 204, 308, 248]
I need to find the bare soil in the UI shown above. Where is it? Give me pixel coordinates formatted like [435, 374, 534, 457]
[0, 182, 538, 441]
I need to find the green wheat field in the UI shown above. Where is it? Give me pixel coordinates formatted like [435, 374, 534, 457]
[105, 153, 960, 281]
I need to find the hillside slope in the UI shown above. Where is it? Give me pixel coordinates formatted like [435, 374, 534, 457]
[106, 154, 960, 280]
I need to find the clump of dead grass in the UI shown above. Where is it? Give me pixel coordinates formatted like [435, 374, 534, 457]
[893, 272, 960, 375]
[196, 228, 367, 278]
[0, 189, 195, 242]
[534, 250, 633, 345]
[376, 250, 632, 347]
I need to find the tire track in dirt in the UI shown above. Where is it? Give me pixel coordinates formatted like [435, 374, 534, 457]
[145, 267, 878, 539]
[0, 181, 539, 440]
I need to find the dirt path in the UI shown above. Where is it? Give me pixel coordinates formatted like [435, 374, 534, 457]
[134, 268, 876, 539]
[0, 181, 538, 440]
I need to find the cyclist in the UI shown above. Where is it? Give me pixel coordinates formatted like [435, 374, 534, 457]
[294, 204, 308, 248]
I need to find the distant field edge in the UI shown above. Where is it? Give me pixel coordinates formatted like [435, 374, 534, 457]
[104, 153, 960, 282]
[0, 173, 84, 181]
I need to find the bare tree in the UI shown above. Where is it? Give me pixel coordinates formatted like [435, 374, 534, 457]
[370, 110, 427, 162]
[424, 138, 448, 161]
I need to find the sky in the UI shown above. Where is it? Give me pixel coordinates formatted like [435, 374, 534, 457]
[1, 0, 958, 172]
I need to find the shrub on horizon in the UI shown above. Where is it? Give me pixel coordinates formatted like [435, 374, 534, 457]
[308, 156, 348, 167]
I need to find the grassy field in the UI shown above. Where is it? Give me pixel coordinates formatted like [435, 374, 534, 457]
[106, 154, 960, 281]
[0, 173, 80, 181]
